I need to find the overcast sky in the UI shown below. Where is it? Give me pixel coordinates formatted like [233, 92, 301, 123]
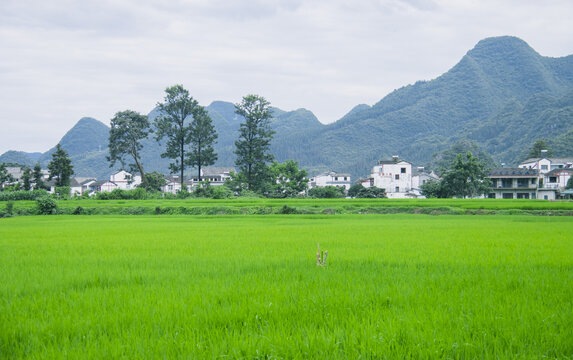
[1, 0, 572, 154]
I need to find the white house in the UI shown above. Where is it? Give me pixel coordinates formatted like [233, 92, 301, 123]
[162, 175, 193, 194]
[88, 180, 118, 194]
[370, 157, 416, 198]
[191, 167, 235, 186]
[487, 168, 540, 199]
[110, 170, 141, 190]
[519, 157, 573, 175]
[411, 167, 440, 196]
[544, 168, 573, 192]
[308, 171, 352, 191]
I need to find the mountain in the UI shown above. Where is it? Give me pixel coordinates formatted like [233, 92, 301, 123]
[2, 36, 573, 180]
[286, 36, 573, 177]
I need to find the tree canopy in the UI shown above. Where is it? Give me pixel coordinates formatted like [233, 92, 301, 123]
[234, 94, 275, 192]
[108, 110, 151, 189]
[0, 163, 15, 189]
[187, 106, 218, 181]
[47, 144, 74, 187]
[155, 85, 200, 186]
[527, 139, 553, 159]
[267, 160, 308, 198]
[440, 153, 491, 198]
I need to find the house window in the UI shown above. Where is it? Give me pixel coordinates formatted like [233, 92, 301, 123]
[344, 177, 347, 181]
[395, 174, 400, 180]
[501, 179, 512, 188]
[395, 186, 400, 192]
[401, 168, 406, 174]
[531, 178, 536, 185]
[334, 177, 338, 181]
[502, 193, 513, 199]
[488, 193, 495, 199]
[517, 179, 528, 188]
[549, 177, 557, 183]
[541, 165, 548, 170]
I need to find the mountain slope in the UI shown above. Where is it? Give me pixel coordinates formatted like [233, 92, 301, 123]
[277, 36, 573, 177]
[2, 36, 573, 180]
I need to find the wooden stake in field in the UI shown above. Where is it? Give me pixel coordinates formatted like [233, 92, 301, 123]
[316, 242, 328, 266]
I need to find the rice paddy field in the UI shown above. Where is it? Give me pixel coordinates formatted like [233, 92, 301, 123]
[1, 213, 573, 358]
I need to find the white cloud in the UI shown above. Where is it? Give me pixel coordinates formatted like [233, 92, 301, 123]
[0, 0, 572, 153]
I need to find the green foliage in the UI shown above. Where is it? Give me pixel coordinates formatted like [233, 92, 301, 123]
[267, 160, 308, 198]
[108, 110, 151, 188]
[0, 189, 49, 201]
[154, 85, 202, 183]
[354, 186, 387, 198]
[429, 140, 497, 175]
[527, 139, 553, 158]
[95, 188, 149, 200]
[5, 201, 14, 216]
[420, 179, 447, 198]
[440, 153, 492, 198]
[176, 189, 192, 199]
[347, 184, 364, 198]
[187, 106, 218, 181]
[32, 163, 47, 190]
[347, 184, 386, 198]
[0, 163, 15, 189]
[2, 215, 572, 358]
[143, 171, 167, 192]
[308, 186, 345, 198]
[36, 196, 58, 215]
[48, 144, 74, 187]
[234, 94, 275, 192]
[54, 186, 71, 199]
[21, 166, 31, 191]
[566, 177, 573, 190]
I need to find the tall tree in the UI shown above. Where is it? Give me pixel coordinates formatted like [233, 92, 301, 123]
[440, 152, 491, 198]
[527, 139, 553, 159]
[21, 166, 32, 191]
[234, 94, 275, 192]
[155, 85, 199, 187]
[108, 110, 151, 189]
[48, 144, 74, 187]
[188, 106, 218, 182]
[32, 163, 46, 190]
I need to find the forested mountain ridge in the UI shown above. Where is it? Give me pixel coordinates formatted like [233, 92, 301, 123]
[2, 36, 573, 180]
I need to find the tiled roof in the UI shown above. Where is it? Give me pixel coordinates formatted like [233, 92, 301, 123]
[202, 167, 235, 176]
[545, 168, 573, 176]
[489, 168, 538, 176]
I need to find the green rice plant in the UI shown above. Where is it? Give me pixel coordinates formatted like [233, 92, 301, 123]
[1, 215, 572, 358]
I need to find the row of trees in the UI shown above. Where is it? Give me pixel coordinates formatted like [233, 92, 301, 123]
[0, 145, 74, 191]
[108, 85, 309, 197]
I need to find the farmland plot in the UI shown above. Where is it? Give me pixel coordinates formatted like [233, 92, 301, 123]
[1, 215, 572, 358]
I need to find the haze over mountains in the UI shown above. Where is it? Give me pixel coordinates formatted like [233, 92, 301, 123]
[2, 36, 573, 180]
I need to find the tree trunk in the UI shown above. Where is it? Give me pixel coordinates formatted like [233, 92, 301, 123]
[135, 156, 146, 190]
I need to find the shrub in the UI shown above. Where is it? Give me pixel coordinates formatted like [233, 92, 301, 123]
[6, 201, 14, 216]
[278, 205, 299, 214]
[308, 186, 345, 198]
[54, 186, 71, 199]
[36, 196, 58, 215]
[0, 190, 48, 201]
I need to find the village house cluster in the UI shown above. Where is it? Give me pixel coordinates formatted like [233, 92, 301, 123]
[2, 154, 573, 199]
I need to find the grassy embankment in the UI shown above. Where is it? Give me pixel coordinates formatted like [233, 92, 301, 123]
[1, 214, 572, 358]
[3, 198, 573, 216]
